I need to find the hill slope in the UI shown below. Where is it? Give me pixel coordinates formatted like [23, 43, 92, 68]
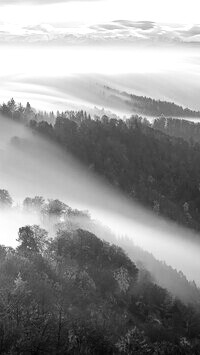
[104, 86, 200, 117]
[0, 195, 200, 354]
[29, 113, 200, 233]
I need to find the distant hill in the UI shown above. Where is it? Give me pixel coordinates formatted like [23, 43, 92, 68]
[104, 86, 200, 117]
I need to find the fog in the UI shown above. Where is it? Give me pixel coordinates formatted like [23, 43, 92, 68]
[1, 115, 200, 289]
[1, 45, 200, 115]
[0, 208, 40, 248]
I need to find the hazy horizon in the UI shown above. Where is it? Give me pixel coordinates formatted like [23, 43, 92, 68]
[1, 0, 200, 113]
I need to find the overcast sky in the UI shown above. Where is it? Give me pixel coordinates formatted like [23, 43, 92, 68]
[0, 0, 200, 46]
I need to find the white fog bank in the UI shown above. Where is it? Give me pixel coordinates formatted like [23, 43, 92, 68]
[1, 45, 200, 114]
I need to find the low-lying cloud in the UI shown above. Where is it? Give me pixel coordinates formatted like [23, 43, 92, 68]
[114, 20, 156, 31]
[1, 20, 200, 46]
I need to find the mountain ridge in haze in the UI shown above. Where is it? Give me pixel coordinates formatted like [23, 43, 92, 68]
[103, 85, 200, 117]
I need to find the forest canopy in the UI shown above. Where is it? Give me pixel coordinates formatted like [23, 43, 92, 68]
[2, 98, 200, 234]
[0, 192, 200, 354]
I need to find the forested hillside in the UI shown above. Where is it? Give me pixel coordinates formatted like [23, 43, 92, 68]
[2, 98, 200, 233]
[2, 100, 200, 353]
[104, 86, 200, 117]
[30, 113, 200, 233]
[0, 191, 200, 354]
[153, 116, 200, 144]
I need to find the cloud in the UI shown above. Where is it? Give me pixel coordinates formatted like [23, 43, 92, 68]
[176, 25, 200, 38]
[91, 20, 156, 33]
[1, 20, 200, 46]
[91, 23, 124, 31]
[114, 20, 156, 31]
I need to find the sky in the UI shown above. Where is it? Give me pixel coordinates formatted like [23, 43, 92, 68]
[1, 0, 200, 113]
[0, 0, 200, 46]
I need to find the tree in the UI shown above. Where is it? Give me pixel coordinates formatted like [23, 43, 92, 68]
[0, 189, 13, 208]
[17, 225, 49, 256]
[7, 98, 16, 119]
[24, 101, 35, 121]
[42, 199, 69, 219]
[23, 196, 45, 212]
[15, 102, 25, 121]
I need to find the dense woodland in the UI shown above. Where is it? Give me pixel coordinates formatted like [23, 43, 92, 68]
[153, 116, 200, 144]
[2, 98, 200, 234]
[0, 190, 200, 354]
[2, 99, 200, 352]
[30, 112, 200, 233]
